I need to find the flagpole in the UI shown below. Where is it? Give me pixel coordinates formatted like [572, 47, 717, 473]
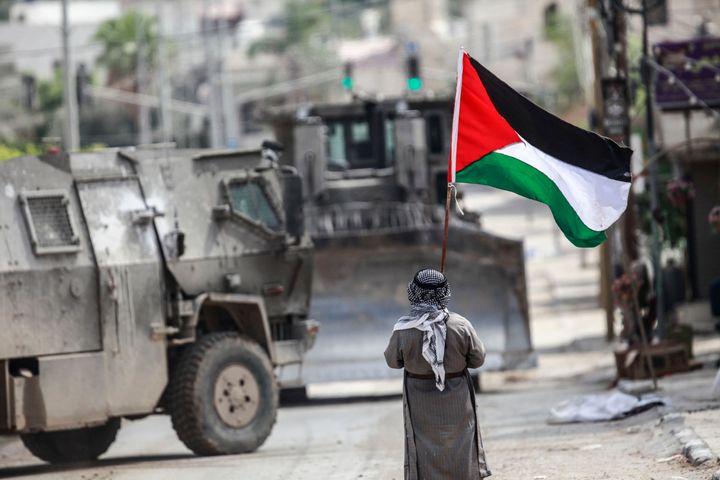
[440, 186, 452, 273]
[440, 47, 465, 273]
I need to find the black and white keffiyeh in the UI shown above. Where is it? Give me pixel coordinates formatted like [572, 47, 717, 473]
[393, 269, 451, 391]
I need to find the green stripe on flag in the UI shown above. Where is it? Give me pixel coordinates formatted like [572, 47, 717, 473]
[456, 152, 607, 248]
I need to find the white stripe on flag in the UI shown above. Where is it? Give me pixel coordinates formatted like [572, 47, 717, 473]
[496, 138, 630, 231]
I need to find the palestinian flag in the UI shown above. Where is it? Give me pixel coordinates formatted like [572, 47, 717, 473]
[449, 51, 632, 248]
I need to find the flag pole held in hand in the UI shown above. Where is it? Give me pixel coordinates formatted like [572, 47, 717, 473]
[441, 47, 466, 273]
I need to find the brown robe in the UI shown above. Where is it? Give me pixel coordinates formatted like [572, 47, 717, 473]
[385, 312, 491, 479]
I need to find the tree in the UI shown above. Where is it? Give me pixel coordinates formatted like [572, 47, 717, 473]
[248, 0, 330, 57]
[93, 11, 158, 86]
[544, 11, 583, 114]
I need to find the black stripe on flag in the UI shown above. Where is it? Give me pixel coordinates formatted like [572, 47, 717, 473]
[469, 57, 632, 183]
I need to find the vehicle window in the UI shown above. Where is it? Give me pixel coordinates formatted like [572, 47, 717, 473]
[326, 121, 348, 171]
[349, 121, 373, 167]
[426, 113, 445, 154]
[384, 119, 395, 166]
[228, 182, 280, 231]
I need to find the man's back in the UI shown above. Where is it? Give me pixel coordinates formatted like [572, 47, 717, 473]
[385, 312, 486, 375]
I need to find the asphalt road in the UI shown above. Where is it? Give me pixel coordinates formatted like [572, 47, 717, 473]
[0, 370, 716, 480]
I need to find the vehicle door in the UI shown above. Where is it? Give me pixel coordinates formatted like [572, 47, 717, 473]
[219, 172, 301, 321]
[76, 176, 167, 414]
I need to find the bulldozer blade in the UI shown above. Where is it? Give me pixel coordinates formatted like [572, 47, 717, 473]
[302, 222, 536, 384]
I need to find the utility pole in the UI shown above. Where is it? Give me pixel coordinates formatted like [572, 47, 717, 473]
[155, 0, 173, 144]
[588, 0, 615, 341]
[610, 2, 640, 263]
[640, 0, 665, 338]
[61, 0, 80, 150]
[202, 0, 223, 148]
[136, 11, 152, 145]
[219, 16, 240, 148]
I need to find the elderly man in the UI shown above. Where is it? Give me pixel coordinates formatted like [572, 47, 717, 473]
[384, 268, 491, 479]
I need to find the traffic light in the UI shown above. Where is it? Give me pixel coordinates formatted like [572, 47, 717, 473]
[342, 62, 354, 91]
[407, 55, 422, 91]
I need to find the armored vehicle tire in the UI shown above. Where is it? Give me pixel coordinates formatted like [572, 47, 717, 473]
[168, 332, 278, 456]
[20, 418, 121, 464]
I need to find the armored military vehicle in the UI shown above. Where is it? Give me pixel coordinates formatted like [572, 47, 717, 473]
[0, 145, 318, 463]
[267, 97, 535, 384]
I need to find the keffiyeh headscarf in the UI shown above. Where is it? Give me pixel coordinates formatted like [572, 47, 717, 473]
[393, 268, 451, 391]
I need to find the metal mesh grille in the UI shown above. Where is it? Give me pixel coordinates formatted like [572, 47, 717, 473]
[306, 202, 432, 238]
[26, 196, 76, 247]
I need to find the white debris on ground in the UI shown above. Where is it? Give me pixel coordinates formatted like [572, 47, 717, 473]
[547, 390, 669, 424]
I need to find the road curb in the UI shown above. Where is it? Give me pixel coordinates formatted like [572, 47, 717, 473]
[657, 413, 718, 467]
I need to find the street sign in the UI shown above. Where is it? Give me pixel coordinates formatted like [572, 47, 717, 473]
[653, 37, 720, 111]
[602, 77, 630, 143]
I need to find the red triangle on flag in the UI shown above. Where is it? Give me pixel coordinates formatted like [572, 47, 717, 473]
[452, 53, 520, 179]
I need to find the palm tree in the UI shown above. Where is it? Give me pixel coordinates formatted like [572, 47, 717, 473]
[93, 11, 158, 87]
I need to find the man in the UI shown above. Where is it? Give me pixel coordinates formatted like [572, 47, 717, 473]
[384, 268, 491, 479]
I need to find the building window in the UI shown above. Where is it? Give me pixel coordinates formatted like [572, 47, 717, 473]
[327, 121, 348, 170]
[241, 101, 262, 134]
[425, 113, 445, 155]
[325, 119, 377, 170]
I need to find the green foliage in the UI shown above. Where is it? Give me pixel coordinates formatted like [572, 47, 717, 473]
[544, 12, 583, 114]
[93, 11, 157, 83]
[37, 69, 65, 113]
[0, 142, 107, 161]
[0, 143, 42, 161]
[626, 35, 647, 124]
[249, 0, 329, 56]
[635, 161, 689, 250]
[247, 0, 379, 57]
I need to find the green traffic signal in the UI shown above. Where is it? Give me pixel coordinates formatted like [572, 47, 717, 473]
[407, 77, 423, 91]
[342, 76, 353, 90]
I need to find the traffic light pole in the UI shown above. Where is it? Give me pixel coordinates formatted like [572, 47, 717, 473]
[640, 0, 666, 338]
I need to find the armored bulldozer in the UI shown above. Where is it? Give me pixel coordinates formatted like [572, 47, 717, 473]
[268, 97, 535, 384]
[0, 146, 318, 463]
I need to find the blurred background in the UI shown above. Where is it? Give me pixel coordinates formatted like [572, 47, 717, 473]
[0, 0, 710, 150]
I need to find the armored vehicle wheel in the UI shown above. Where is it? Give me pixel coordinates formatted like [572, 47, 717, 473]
[20, 418, 121, 464]
[168, 332, 278, 455]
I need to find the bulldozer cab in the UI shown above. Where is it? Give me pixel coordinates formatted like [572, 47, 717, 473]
[280, 100, 449, 200]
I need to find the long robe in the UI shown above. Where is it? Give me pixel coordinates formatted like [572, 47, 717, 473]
[384, 312, 491, 479]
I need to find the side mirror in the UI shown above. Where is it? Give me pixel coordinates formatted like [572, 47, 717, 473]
[212, 204, 232, 220]
[280, 172, 304, 243]
[163, 229, 185, 259]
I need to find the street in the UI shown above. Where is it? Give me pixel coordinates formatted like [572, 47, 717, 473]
[0, 362, 718, 479]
